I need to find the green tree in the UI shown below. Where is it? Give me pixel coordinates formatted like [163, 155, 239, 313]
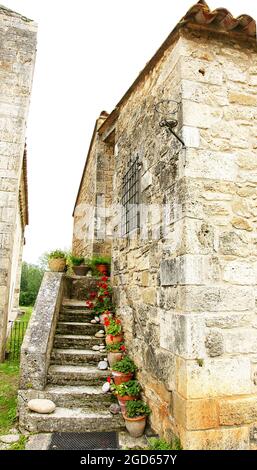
[19, 262, 44, 306]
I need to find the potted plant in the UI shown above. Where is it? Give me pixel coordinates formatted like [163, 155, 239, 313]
[113, 380, 141, 414]
[124, 400, 151, 437]
[106, 342, 125, 367]
[111, 356, 137, 385]
[48, 250, 67, 272]
[91, 256, 111, 275]
[105, 318, 123, 345]
[70, 255, 90, 276]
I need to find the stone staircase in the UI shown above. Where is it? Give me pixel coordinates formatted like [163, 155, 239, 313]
[21, 297, 125, 433]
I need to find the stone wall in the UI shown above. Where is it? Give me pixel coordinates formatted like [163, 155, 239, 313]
[72, 113, 114, 259]
[111, 28, 257, 449]
[0, 6, 37, 360]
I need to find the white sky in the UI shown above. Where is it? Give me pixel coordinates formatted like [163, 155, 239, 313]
[3, 0, 257, 264]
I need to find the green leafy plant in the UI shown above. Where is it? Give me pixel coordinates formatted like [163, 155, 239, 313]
[47, 250, 67, 260]
[69, 255, 84, 266]
[125, 400, 151, 418]
[148, 437, 182, 450]
[106, 342, 124, 352]
[113, 380, 141, 397]
[91, 256, 111, 266]
[106, 318, 122, 336]
[112, 356, 137, 374]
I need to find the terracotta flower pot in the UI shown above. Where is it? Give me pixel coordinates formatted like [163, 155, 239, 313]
[48, 258, 66, 272]
[107, 351, 123, 367]
[112, 370, 133, 386]
[96, 263, 109, 275]
[73, 265, 90, 276]
[117, 395, 138, 414]
[124, 415, 147, 437]
[106, 334, 123, 345]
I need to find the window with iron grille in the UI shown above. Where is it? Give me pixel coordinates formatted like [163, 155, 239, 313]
[121, 156, 140, 236]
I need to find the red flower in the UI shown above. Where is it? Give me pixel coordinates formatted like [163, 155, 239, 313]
[107, 376, 111, 383]
[89, 291, 97, 299]
[120, 345, 126, 352]
[85, 300, 93, 308]
[110, 335, 114, 341]
[98, 296, 104, 303]
[101, 276, 109, 282]
[101, 283, 108, 290]
[104, 318, 110, 327]
[104, 291, 110, 296]
[116, 319, 121, 324]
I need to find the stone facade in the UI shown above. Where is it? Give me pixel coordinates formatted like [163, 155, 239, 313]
[73, 3, 257, 449]
[72, 112, 114, 259]
[0, 6, 37, 361]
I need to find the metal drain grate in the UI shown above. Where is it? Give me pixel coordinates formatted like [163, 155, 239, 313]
[49, 432, 119, 450]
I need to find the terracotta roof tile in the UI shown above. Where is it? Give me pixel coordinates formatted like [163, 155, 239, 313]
[183, 0, 256, 37]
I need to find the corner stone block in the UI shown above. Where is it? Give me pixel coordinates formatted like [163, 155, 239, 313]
[180, 285, 255, 312]
[176, 356, 252, 399]
[183, 150, 237, 182]
[173, 392, 219, 430]
[160, 311, 206, 359]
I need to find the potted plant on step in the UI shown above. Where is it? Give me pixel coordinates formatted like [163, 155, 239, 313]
[105, 318, 123, 345]
[111, 356, 137, 385]
[48, 250, 67, 272]
[124, 400, 151, 437]
[70, 255, 90, 276]
[91, 256, 111, 275]
[106, 342, 125, 367]
[113, 380, 141, 414]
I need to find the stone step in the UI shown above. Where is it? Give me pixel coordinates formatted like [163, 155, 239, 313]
[51, 349, 106, 366]
[47, 364, 109, 386]
[54, 334, 103, 350]
[59, 311, 95, 323]
[20, 407, 125, 433]
[43, 384, 113, 409]
[62, 300, 95, 310]
[56, 322, 103, 336]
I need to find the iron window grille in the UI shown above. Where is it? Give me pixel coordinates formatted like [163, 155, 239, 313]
[121, 156, 140, 236]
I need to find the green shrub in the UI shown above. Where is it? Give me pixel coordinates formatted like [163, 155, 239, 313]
[91, 256, 111, 266]
[48, 250, 67, 260]
[106, 342, 124, 352]
[125, 400, 151, 418]
[106, 319, 122, 336]
[69, 255, 84, 266]
[113, 380, 141, 397]
[148, 437, 182, 450]
[112, 356, 137, 373]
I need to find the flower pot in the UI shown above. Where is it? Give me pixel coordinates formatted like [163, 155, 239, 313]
[96, 263, 109, 275]
[106, 334, 123, 345]
[117, 395, 138, 414]
[112, 370, 133, 386]
[73, 265, 90, 276]
[124, 415, 147, 437]
[107, 351, 123, 367]
[48, 258, 66, 272]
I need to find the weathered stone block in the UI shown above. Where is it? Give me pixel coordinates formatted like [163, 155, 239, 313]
[205, 330, 224, 357]
[219, 396, 257, 426]
[177, 356, 252, 399]
[223, 260, 257, 285]
[183, 150, 237, 181]
[160, 311, 206, 359]
[224, 329, 257, 355]
[180, 285, 255, 312]
[181, 426, 249, 450]
[174, 392, 219, 430]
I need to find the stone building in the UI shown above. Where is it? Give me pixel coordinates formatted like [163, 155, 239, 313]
[0, 6, 37, 361]
[73, 1, 257, 450]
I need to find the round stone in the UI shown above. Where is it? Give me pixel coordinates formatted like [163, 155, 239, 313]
[28, 399, 56, 414]
[102, 382, 110, 393]
[94, 317, 100, 323]
[98, 330, 105, 334]
[92, 345, 100, 351]
[0, 435, 20, 444]
[109, 404, 121, 415]
[91, 319, 97, 324]
[95, 332, 105, 338]
[98, 360, 108, 370]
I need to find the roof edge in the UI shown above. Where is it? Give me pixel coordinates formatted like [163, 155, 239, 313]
[0, 4, 34, 22]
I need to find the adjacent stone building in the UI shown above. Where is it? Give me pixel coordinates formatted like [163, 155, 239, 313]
[73, 1, 257, 449]
[0, 6, 37, 361]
